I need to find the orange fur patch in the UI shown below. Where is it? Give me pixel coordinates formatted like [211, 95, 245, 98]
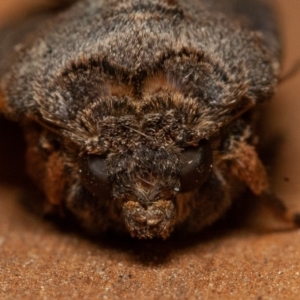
[0, 90, 6, 112]
[143, 73, 180, 95]
[230, 142, 269, 195]
[176, 191, 194, 223]
[44, 152, 66, 206]
[108, 83, 133, 97]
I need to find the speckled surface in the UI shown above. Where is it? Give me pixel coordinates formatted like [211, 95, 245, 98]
[1, 1, 300, 299]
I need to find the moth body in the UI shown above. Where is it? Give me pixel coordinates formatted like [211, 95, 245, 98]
[1, 0, 297, 239]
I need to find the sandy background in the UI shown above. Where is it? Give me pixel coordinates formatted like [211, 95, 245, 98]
[1, 1, 300, 299]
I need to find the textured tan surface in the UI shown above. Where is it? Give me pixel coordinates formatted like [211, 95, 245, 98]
[1, 1, 300, 299]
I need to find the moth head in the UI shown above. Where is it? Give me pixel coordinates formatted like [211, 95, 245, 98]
[79, 140, 212, 239]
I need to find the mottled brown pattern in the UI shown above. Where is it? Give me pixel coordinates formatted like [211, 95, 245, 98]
[0, 0, 298, 239]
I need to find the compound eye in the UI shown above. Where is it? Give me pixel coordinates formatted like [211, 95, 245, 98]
[180, 140, 213, 192]
[79, 154, 112, 199]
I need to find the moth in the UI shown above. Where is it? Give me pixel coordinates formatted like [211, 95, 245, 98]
[0, 0, 298, 239]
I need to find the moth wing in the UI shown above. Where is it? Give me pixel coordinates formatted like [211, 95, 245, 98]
[209, 0, 281, 60]
[0, 1, 78, 117]
[0, 0, 81, 75]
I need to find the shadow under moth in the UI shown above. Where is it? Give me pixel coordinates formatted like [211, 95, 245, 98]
[0, 0, 299, 239]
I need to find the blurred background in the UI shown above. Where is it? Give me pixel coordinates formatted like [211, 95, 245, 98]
[263, 0, 300, 211]
[0, 1, 53, 25]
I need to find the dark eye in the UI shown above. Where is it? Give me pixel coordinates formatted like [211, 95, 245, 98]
[180, 140, 213, 192]
[78, 154, 112, 198]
